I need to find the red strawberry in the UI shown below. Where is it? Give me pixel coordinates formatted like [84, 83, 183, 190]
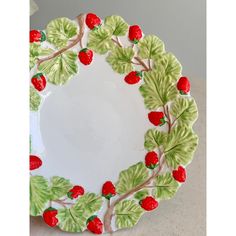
[87, 215, 103, 234]
[145, 151, 159, 169]
[43, 207, 58, 227]
[30, 30, 46, 43]
[172, 166, 186, 183]
[148, 111, 165, 126]
[67, 185, 85, 199]
[124, 71, 142, 84]
[31, 73, 46, 91]
[128, 25, 142, 43]
[102, 181, 116, 200]
[177, 76, 190, 95]
[86, 13, 101, 30]
[140, 196, 158, 211]
[78, 48, 93, 65]
[30, 155, 42, 170]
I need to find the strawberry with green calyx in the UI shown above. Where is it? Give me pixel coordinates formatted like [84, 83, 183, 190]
[172, 166, 186, 183]
[124, 71, 142, 84]
[85, 13, 101, 30]
[31, 73, 47, 91]
[87, 215, 103, 234]
[139, 196, 158, 211]
[30, 30, 46, 43]
[43, 207, 58, 227]
[128, 25, 143, 44]
[102, 181, 116, 200]
[145, 151, 159, 169]
[30, 155, 42, 170]
[177, 76, 191, 95]
[148, 111, 166, 126]
[78, 48, 93, 65]
[67, 185, 85, 199]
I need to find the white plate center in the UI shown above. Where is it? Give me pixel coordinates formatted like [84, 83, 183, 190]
[38, 54, 150, 193]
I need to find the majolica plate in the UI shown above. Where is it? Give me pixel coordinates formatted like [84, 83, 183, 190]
[29, 13, 198, 235]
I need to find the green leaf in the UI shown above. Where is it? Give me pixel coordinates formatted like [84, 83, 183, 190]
[153, 53, 182, 81]
[106, 47, 134, 74]
[49, 176, 72, 200]
[152, 173, 179, 200]
[138, 35, 165, 59]
[57, 192, 103, 233]
[144, 129, 167, 151]
[163, 125, 198, 169]
[116, 162, 149, 194]
[30, 86, 41, 111]
[38, 50, 78, 85]
[46, 17, 78, 48]
[57, 207, 86, 232]
[30, 176, 50, 216]
[30, 43, 53, 69]
[74, 193, 103, 216]
[104, 15, 128, 36]
[87, 26, 114, 54]
[139, 70, 178, 110]
[134, 189, 149, 200]
[115, 200, 144, 229]
[170, 97, 198, 125]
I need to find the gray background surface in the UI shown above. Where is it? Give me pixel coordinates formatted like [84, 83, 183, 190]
[30, 0, 206, 235]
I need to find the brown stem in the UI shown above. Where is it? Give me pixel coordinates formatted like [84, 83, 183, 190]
[107, 199, 111, 208]
[104, 153, 165, 233]
[134, 56, 150, 71]
[111, 36, 150, 72]
[163, 105, 173, 133]
[37, 14, 85, 68]
[148, 58, 151, 70]
[53, 199, 74, 208]
[131, 61, 141, 66]
[111, 37, 122, 47]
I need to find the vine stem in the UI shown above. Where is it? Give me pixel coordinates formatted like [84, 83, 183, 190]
[104, 153, 165, 233]
[111, 37, 150, 72]
[36, 13, 86, 68]
[111, 37, 122, 47]
[134, 56, 150, 71]
[163, 104, 173, 133]
[53, 199, 74, 208]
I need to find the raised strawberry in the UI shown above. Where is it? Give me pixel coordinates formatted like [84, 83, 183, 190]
[148, 111, 165, 126]
[124, 71, 142, 84]
[86, 13, 101, 30]
[30, 30, 46, 43]
[128, 25, 142, 43]
[87, 215, 103, 234]
[145, 151, 159, 169]
[140, 196, 158, 211]
[172, 166, 186, 183]
[30, 155, 42, 170]
[78, 48, 93, 65]
[31, 73, 46, 91]
[177, 76, 190, 95]
[102, 181, 116, 200]
[43, 207, 58, 227]
[67, 185, 85, 199]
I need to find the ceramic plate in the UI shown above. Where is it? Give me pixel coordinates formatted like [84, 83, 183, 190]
[29, 13, 199, 235]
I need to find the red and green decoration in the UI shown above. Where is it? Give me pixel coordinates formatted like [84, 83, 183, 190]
[30, 12, 198, 234]
[102, 181, 116, 200]
[31, 73, 47, 91]
[78, 48, 94, 65]
[30, 30, 46, 43]
[67, 185, 85, 199]
[87, 216, 103, 234]
[43, 207, 59, 227]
